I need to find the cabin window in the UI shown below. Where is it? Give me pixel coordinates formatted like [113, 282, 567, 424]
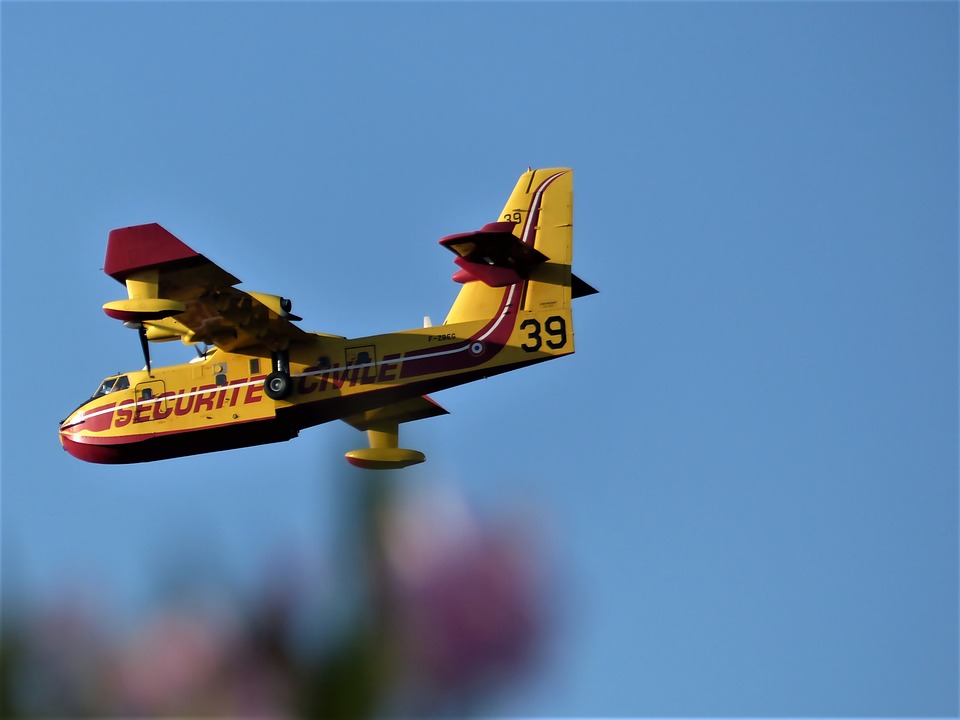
[249, 358, 260, 374]
[141, 387, 153, 400]
[215, 373, 227, 387]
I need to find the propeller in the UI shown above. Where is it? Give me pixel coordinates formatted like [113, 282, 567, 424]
[137, 324, 152, 374]
[124, 321, 152, 374]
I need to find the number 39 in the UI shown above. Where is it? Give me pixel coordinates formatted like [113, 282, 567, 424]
[520, 316, 567, 352]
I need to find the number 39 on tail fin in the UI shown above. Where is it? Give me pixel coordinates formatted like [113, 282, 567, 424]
[59, 168, 597, 468]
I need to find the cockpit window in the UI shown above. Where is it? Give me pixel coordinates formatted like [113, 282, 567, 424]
[93, 375, 129, 398]
[93, 378, 116, 397]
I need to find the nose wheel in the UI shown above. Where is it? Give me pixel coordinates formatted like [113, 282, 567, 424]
[264, 349, 293, 400]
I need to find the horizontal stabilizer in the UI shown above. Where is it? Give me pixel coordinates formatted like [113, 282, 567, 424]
[571, 273, 599, 299]
[342, 395, 448, 432]
[440, 222, 548, 287]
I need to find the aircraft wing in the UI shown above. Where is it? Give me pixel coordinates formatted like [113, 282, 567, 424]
[103, 223, 313, 353]
[341, 395, 449, 431]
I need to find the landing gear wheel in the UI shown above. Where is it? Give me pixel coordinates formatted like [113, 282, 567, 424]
[264, 371, 292, 400]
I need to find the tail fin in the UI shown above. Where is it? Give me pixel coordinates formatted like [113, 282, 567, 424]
[443, 168, 574, 325]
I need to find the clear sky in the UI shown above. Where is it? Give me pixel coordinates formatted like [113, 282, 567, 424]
[2, 1, 957, 716]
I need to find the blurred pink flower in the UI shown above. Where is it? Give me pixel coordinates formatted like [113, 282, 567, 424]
[116, 609, 234, 713]
[382, 485, 543, 701]
[115, 603, 291, 717]
[5, 483, 549, 719]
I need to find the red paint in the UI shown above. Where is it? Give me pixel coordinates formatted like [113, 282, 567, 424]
[193, 385, 218, 413]
[61, 359, 544, 464]
[452, 268, 477, 284]
[399, 280, 515, 379]
[378, 355, 401, 382]
[216, 383, 244, 409]
[298, 374, 318, 395]
[452, 257, 523, 287]
[359, 364, 378, 385]
[319, 367, 346, 391]
[103, 305, 177, 322]
[401, 172, 568, 381]
[174, 390, 195, 416]
[66, 402, 118, 433]
[244, 377, 266, 404]
[104, 224, 203, 282]
[133, 403, 152, 423]
[60, 415, 299, 464]
[479, 221, 519, 233]
[439, 218, 547, 288]
[154, 394, 173, 420]
[437, 221, 518, 252]
[108, 377, 275, 430]
[114, 400, 134, 427]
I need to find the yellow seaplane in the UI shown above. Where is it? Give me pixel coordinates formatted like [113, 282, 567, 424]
[59, 168, 596, 469]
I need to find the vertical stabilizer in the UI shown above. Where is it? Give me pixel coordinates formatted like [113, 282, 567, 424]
[444, 168, 573, 325]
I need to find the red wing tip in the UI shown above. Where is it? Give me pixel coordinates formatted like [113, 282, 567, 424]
[104, 223, 200, 281]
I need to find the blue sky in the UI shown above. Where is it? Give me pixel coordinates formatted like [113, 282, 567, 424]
[2, 2, 957, 716]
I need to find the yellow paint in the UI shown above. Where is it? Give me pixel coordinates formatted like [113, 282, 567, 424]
[445, 167, 573, 322]
[61, 169, 588, 467]
[124, 269, 160, 299]
[102, 298, 186, 318]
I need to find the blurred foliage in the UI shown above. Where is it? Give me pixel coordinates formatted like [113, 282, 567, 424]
[0, 475, 545, 718]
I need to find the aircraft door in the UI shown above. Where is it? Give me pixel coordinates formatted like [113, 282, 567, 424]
[134, 380, 169, 425]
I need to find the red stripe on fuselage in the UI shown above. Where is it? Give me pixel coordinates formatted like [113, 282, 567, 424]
[398, 171, 567, 380]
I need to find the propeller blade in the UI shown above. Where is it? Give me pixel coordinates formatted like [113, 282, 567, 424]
[137, 324, 152, 374]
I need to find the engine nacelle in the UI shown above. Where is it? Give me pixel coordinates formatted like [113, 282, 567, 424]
[248, 292, 300, 320]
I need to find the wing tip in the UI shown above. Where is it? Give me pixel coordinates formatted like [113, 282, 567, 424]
[104, 223, 202, 282]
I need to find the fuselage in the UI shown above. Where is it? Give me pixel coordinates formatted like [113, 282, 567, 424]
[59, 304, 571, 463]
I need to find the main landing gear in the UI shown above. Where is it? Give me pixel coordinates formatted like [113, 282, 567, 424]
[264, 349, 293, 400]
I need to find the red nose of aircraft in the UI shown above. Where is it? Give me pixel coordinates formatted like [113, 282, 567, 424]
[59, 407, 124, 464]
[60, 410, 89, 461]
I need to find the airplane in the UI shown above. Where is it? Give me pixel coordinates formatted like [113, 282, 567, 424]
[59, 167, 596, 469]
